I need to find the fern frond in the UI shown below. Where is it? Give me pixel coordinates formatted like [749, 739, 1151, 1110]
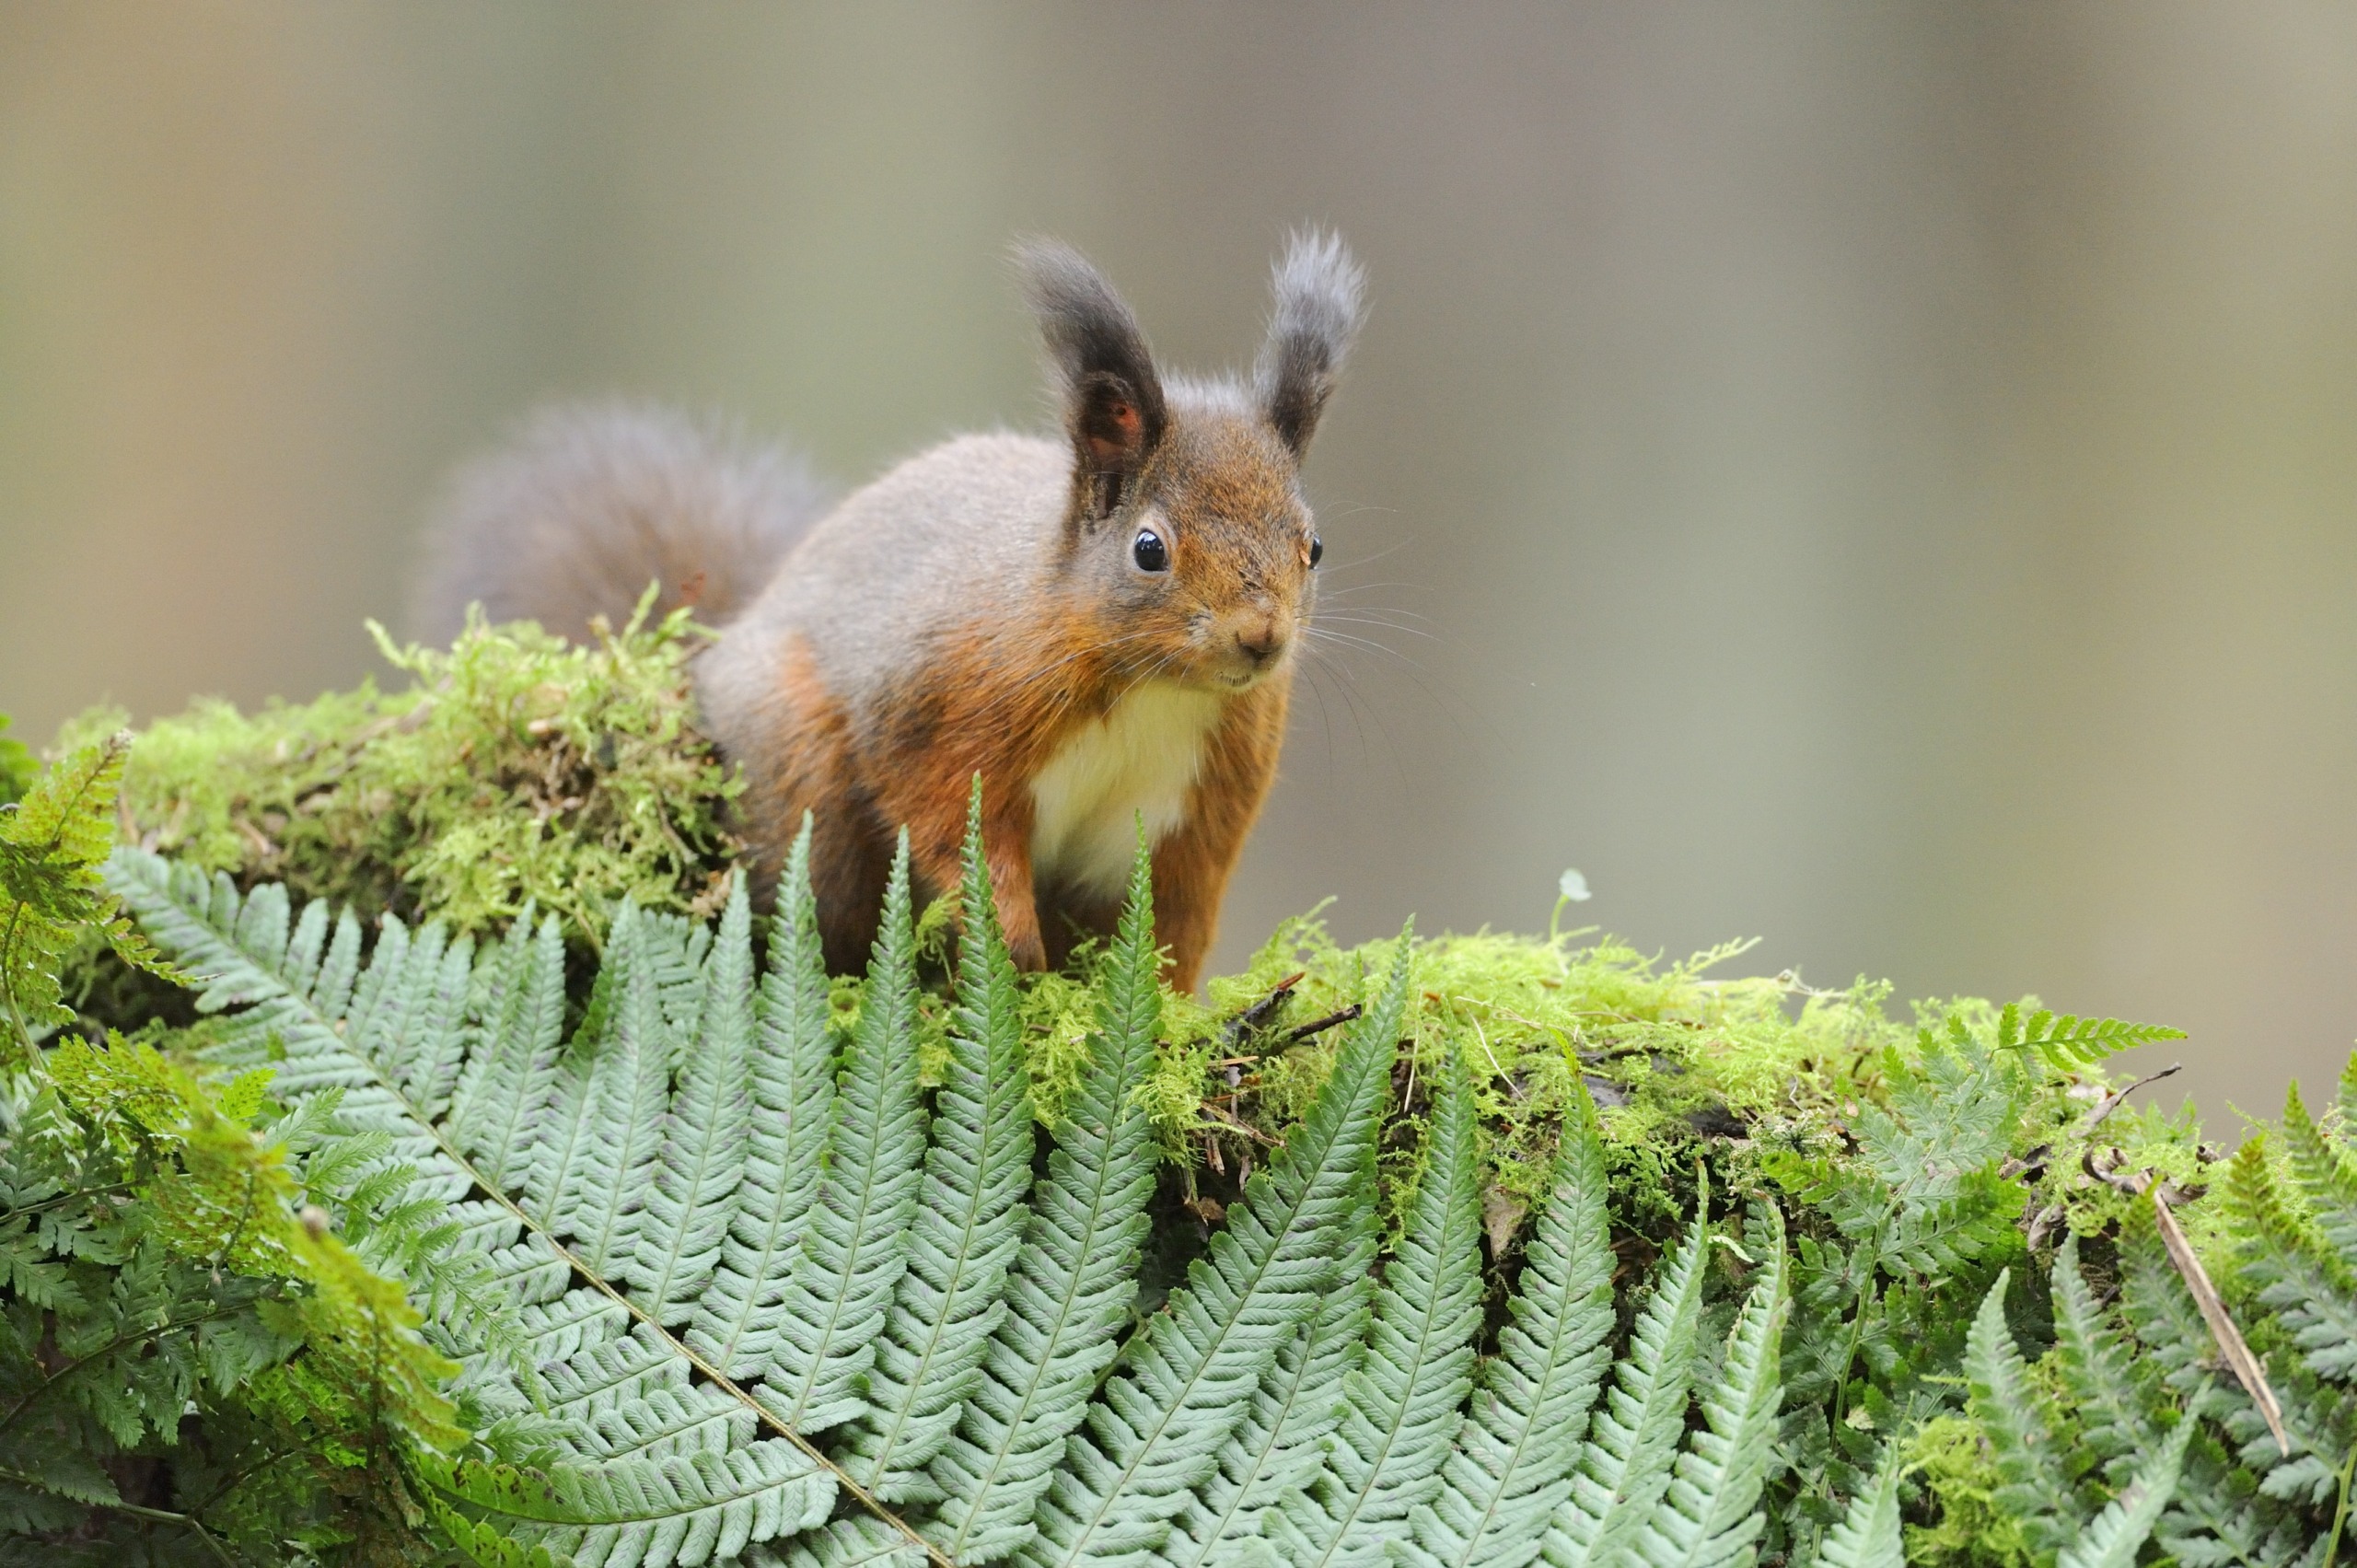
[1018, 934, 1412, 1567]
[2116, 1223, 2326, 1567]
[422, 1445, 834, 1568]
[1630, 1202, 1787, 1568]
[1807, 1441, 1904, 1568]
[110, 848, 975, 1556]
[2229, 1134, 2357, 1386]
[1, 731, 174, 1050]
[1858, 1029, 2014, 1202]
[2002, 1004, 2185, 1070]
[1966, 1269, 2082, 1551]
[1260, 1061, 1484, 1568]
[1543, 1184, 1713, 1568]
[2279, 1085, 2357, 1283]
[761, 833, 927, 1436]
[2055, 1415, 2192, 1568]
[688, 819, 839, 1380]
[1159, 1201, 1377, 1568]
[753, 1516, 929, 1566]
[2049, 1235, 2155, 1488]
[632, 877, 756, 1324]
[927, 830, 1164, 1563]
[1877, 1172, 2016, 1280]
[1401, 1083, 1616, 1568]
[528, 900, 675, 1279]
[447, 908, 569, 1192]
[838, 793, 1034, 1500]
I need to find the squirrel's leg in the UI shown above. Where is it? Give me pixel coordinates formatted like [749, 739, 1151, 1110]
[890, 775, 1048, 973]
[1149, 830, 1227, 994]
[984, 832, 1047, 974]
[1152, 691, 1288, 993]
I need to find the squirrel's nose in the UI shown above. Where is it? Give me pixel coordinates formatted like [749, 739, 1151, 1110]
[1236, 620, 1285, 664]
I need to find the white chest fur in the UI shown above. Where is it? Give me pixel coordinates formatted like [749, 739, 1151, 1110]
[1029, 682, 1225, 900]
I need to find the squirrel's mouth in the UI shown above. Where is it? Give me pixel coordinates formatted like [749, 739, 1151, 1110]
[1212, 653, 1290, 692]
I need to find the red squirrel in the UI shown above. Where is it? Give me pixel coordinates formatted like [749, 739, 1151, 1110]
[417, 234, 1365, 991]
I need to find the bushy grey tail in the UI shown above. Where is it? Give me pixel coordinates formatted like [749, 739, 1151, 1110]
[412, 402, 830, 645]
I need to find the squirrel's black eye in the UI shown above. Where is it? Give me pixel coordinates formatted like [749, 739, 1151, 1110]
[1308, 534, 1324, 568]
[1132, 528, 1168, 573]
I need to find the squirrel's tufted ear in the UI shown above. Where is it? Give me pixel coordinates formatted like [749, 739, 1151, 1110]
[1017, 239, 1168, 520]
[1255, 230, 1366, 459]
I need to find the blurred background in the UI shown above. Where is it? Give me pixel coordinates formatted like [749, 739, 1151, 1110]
[4, 3, 2353, 1119]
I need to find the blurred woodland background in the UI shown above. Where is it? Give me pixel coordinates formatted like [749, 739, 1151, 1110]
[3, 4, 2354, 1120]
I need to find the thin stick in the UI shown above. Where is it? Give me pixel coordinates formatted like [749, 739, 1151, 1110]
[2151, 1184, 2287, 1454]
[2078, 1062, 2183, 1136]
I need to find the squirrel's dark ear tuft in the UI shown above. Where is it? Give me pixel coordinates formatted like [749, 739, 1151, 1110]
[1255, 229, 1366, 459]
[1016, 238, 1167, 517]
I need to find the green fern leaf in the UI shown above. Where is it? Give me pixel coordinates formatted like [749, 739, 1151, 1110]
[2049, 1235, 2155, 1489]
[2008, 1007, 2185, 1070]
[1806, 1441, 1903, 1568]
[1876, 1172, 2016, 1278]
[447, 908, 569, 1192]
[423, 1446, 835, 1568]
[2115, 1223, 2324, 1568]
[1543, 1184, 1713, 1568]
[2278, 1085, 2357, 1284]
[632, 877, 756, 1324]
[1017, 933, 1412, 1567]
[423, 1485, 574, 1568]
[926, 829, 1164, 1563]
[1858, 1031, 2014, 1202]
[1160, 1199, 1378, 1568]
[2229, 1132, 2357, 1386]
[1, 730, 174, 1050]
[837, 791, 1035, 1500]
[110, 850, 843, 1565]
[1630, 1202, 1786, 1568]
[2055, 1415, 2192, 1568]
[1260, 1060, 1485, 1568]
[1966, 1269, 2083, 1551]
[751, 1516, 929, 1566]
[761, 832, 927, 1436]
[370, 913, 479, 1126]
[687, 819, 839, 1380]
[1400, 1082, 1617, 1568]
[528, 900, 675, 1279]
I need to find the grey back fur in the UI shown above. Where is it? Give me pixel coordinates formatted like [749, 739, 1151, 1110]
[412, 402, 830, 644]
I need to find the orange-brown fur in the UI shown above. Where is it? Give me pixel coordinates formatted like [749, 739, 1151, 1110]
[419, 235, 1364, 991]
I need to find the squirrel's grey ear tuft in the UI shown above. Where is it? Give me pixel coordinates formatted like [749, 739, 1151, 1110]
[1256, 229, 1366, 459]
[1016, 238, 1168, 517]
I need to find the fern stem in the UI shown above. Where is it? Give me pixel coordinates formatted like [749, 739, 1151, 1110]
[0, 1179, 137, 1221]
[2327, 1436, 2357, 1568]
[0, 1465, 238, 1566]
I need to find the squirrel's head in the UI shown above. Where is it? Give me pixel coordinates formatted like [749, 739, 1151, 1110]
[1018, 232, 1366, 694]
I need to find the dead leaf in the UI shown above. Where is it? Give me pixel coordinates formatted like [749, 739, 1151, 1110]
[1483, 1186, 1528, 1260]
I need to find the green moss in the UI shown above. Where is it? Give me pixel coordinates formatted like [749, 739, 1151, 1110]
[64, 599, 741, 941]
[1904, 1415, 2036, 1567]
